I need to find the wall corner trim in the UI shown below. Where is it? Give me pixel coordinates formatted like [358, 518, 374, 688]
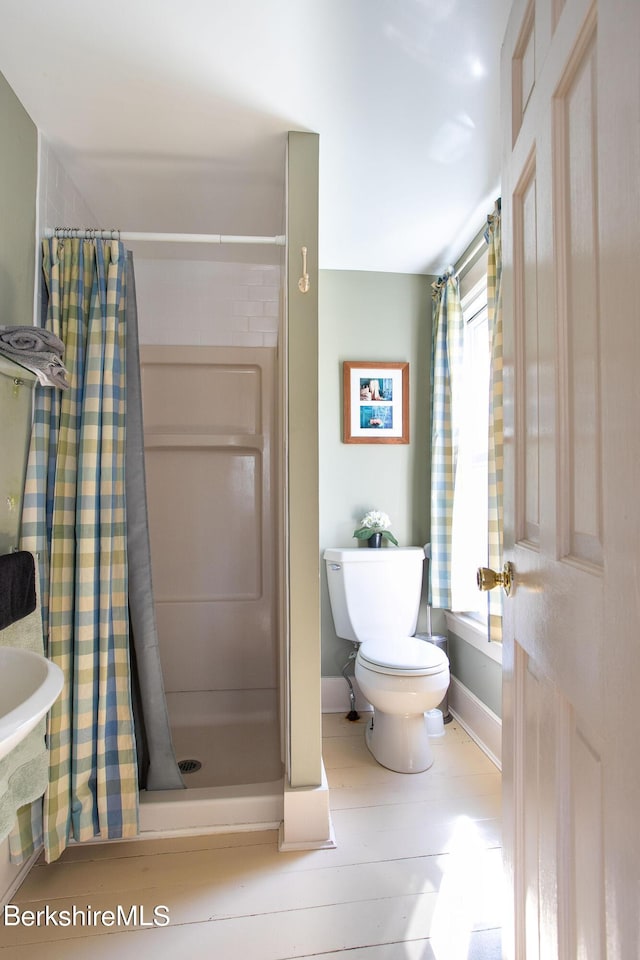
[279, 761, 336, 851]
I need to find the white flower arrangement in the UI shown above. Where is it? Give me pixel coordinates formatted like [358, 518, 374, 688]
[352, 510, 399, 545]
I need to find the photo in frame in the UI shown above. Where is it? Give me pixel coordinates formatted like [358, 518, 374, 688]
[343, 361, 409, 444]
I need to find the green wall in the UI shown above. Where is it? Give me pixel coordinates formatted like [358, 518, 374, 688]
[318, 269, 433, 676]
[0, 71, 37, 325]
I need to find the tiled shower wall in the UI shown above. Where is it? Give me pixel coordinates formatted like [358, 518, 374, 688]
[134, 259, 281, 347]
[39, 138, 99, 233]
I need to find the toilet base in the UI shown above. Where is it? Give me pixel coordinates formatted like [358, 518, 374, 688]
[364, 710, 434, 774]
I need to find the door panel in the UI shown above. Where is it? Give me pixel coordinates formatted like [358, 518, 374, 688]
[501, 0, 640, 956]
[514, 154, 540, 548]
[554, 21, 602, 568]
[572, 723, 605, 958]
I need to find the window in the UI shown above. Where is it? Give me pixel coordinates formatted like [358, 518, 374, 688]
[449, 271, 490, 621]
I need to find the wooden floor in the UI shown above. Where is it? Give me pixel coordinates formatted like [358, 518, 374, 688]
[0, 713, 503, 959]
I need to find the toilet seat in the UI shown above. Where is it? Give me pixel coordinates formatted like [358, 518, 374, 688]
[358, 636, 448, 677]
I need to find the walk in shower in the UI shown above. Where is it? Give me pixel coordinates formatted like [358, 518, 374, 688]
[133, 252, 285, 836]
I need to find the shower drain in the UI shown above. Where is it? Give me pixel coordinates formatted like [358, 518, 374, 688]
[178, 758, 202, 774]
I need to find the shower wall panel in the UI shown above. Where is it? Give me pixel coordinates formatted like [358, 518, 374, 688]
[140, 346, 277, 698]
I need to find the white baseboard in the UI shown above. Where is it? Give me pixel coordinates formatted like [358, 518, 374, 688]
[448, 675, 502, 770]
[321, 676, 371, 714]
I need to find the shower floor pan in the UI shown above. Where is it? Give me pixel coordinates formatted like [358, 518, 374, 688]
[139, 697, 284, 838]
[170, 717, 282, 788]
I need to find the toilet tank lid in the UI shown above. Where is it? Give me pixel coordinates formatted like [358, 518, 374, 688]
[324, 547, 425, 562]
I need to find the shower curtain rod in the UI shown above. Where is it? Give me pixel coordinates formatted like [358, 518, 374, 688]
[44, 228, 287, 246]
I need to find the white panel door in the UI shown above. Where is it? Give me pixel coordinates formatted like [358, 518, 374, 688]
[500, 1, 640, 957]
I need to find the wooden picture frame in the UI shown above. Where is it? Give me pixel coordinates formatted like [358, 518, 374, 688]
[342, 361, 409, 444]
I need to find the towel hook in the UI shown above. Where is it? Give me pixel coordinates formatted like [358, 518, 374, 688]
[298, 246, 310, 294]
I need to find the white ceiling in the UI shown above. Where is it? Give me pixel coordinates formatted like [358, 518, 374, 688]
[0, 0, 510, 274]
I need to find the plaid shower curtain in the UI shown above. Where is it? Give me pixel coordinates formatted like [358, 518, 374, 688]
[429, 270, 464, 609]
[486, 201, 503, 641]
[11, 237, 139, 863]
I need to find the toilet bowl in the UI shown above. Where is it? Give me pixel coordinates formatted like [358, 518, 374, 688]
[355, 636, 449, 773]
[324, 547, 451, 774]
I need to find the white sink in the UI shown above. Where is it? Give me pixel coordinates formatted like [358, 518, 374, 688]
[0, 647, 64, 762]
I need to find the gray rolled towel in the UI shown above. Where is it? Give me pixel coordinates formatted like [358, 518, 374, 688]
[0, 344, 70, 389]
[0, 325, 65, 358]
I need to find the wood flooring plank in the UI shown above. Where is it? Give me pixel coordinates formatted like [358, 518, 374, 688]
[46, 829, 279, 864]
[331, 792, 501, 835]
[328, 771, 501, 811]
[0, 892, 502, 959]
[286, 926, 503, 959]
[323, 738, 498, 780]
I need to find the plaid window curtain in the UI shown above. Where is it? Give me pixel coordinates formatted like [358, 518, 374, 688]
[485, 200, 504, 641]
[429, 271, 464, 609]
[11, 238, 138, 863]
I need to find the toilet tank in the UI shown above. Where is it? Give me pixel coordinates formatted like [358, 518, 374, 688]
[324, 547, 424, 643]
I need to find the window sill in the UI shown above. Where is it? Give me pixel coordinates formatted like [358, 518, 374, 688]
[444, 612, 503, 665]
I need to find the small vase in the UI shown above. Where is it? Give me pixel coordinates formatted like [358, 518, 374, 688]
[367, 532, 383, 548]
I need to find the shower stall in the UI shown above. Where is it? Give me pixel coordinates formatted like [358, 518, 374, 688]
[131, 250, 285, 836]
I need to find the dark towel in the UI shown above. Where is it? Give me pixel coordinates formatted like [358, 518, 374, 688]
[0, 552, 37, 631]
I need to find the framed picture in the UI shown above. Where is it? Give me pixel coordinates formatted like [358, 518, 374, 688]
[343, 361, 409, 444]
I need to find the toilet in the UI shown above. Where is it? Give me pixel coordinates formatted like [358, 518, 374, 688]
[324, 547, 450, 773]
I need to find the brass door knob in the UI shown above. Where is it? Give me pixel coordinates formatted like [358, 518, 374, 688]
[476, 562, 514, 596]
